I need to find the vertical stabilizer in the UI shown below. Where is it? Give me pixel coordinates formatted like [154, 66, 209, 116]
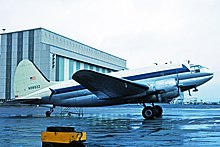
[14, 60, 50, 98]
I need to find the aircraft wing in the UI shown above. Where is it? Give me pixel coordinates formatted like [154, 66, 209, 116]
[72, 70, 149, 99]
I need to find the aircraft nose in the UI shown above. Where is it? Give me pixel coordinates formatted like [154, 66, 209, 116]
[204, 68, 214, 77]
[208, 70, 214, 76]
[202, 68, 214, 81]
[210, 71, 214, 78]
[207, 70, 214, 80]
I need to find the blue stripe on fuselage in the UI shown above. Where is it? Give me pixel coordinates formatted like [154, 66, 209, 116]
[54, 64, 190, 94]
[124, 64, 190, 81]
[54, 85, 84, 94]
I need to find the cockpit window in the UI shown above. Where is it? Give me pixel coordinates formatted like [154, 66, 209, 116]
[190, 65, 201, 73]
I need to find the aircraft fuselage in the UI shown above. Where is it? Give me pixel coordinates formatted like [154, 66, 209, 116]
[36, 64, 213, 107]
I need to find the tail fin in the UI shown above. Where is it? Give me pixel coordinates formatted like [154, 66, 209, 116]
[14, 59, 50, 98]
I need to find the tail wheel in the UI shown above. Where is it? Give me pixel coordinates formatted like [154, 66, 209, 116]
[46, 111, 52, 117]
[45, 108, 54, 117]
[142, 106, 156, 119]
[154, 105, 163, 117]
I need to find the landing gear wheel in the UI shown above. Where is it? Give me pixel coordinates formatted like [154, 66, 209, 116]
[154, 105, 163, 117]
[142, 106, 156, 119]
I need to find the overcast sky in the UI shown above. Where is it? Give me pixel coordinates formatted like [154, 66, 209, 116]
[1, 0, 220, 101]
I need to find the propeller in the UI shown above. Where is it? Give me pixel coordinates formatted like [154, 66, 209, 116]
[176, 70, 184, 104]
[188, 90, 192, 96]
[176, 70, 181, 93]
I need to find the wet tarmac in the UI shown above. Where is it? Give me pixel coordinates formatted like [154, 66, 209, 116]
[0, 104, 220, 146]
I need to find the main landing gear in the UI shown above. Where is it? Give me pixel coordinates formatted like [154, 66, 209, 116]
[142, 103, 163, 119]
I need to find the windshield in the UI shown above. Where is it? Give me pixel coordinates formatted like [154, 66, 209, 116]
[189, 64, 212, 74]
[190, 65, 202, 73]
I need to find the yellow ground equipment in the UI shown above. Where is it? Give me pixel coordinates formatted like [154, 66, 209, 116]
[41, 127, 86, 147]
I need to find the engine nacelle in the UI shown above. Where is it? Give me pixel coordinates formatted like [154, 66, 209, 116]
[148, 78, 177, 92]
[147, 78, 180, 102]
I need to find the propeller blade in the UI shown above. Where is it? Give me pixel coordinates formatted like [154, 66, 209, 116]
[188, 90, 192, 96]
[176, 71, 181, 93]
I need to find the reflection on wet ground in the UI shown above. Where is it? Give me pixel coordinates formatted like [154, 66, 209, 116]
[0, 104, 220, 146]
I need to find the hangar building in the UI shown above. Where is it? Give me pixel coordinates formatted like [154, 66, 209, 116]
[0, 28, 127, 101]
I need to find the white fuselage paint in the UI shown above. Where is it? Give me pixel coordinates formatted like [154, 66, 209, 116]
[21, 64, 214, 107]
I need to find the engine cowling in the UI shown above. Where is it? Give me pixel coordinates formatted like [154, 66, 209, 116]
[147, 78, 180, 102]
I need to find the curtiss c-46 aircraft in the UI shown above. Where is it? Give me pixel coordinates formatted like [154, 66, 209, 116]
[9, 60, 213, 119]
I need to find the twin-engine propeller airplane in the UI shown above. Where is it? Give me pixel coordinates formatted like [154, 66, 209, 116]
[8, 60, 213, 119]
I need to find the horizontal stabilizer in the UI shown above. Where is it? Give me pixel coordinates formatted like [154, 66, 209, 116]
[5, 97, 42, 104]
[72, 70, 149, 99]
